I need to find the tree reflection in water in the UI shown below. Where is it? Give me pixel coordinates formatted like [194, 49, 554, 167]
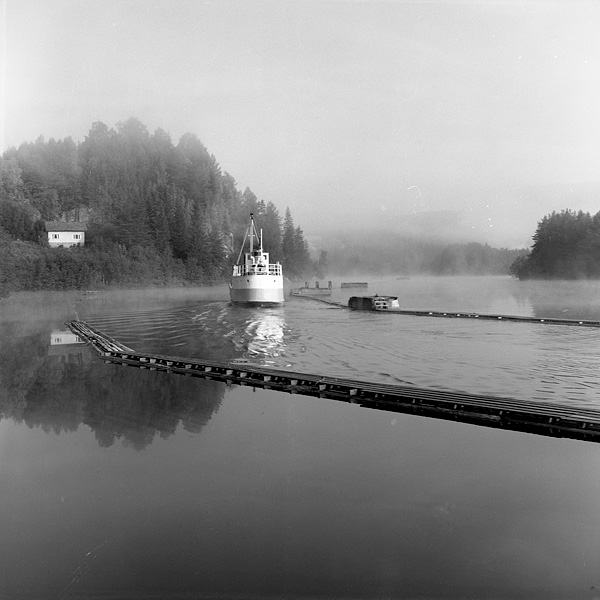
[0, 327, 224, 450]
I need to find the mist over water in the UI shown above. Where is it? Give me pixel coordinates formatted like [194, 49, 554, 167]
[73, 276, 600, 408]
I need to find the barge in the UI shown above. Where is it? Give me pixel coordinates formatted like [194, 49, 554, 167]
[349, 295, 400, 310]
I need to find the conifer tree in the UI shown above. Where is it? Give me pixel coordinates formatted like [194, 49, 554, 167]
[0, 117, 323, 292]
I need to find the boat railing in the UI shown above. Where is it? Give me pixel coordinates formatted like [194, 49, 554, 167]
[233, 263, 282, 277]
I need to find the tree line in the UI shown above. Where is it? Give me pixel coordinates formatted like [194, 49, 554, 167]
[323, 230, 524, 276]
[510, 209, 600, 279]
[1, 116, 530, 298]
[0, 118, 314, 297]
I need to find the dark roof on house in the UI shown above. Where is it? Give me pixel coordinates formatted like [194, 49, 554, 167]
[45, 221, 88, 232]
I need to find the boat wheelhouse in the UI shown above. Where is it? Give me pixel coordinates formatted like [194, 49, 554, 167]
[230, 214, 284, 305]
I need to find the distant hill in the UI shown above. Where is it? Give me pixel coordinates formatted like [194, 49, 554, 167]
[306, 228, 526, 277]
[307, 180, 600, 250]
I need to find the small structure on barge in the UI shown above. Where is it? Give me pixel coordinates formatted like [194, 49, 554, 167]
[348, 295, 400, 310]
[290, 281, 333, 297]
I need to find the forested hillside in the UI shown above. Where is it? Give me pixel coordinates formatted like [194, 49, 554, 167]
[510, 209, 600, 279]
[320, 231, 525, 277]
[0, 118, 313, 297]
[1, 117, 527, 299]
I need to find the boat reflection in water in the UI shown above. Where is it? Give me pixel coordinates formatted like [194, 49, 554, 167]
[230, 307, 288, 365]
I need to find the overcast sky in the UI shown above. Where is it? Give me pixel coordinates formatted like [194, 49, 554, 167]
[2, 0, 600, 247]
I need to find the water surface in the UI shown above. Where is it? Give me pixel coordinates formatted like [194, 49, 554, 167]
[2, 276, 600, 599]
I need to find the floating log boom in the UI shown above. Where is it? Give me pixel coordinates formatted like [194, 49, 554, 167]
[68, 320, 600, 443]
[295, 295, 600, 327]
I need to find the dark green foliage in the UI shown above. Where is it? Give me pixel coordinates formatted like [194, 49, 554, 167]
[0, 199, 44, 242]
[260, 201, 282, 258]
[1, 156, 26, 203]
[0, 241, 189, 291]
[280, 207, 313, 279]
[281, 207, 295, 265]
[4, 136, 81, 219]
[1, 118, 320, 293]
[0, 227, 15, 298]
[0, 228, 45, 293]
[1, 117, 524, 293]
[293, 226, 312, 277]
[510, 209, 600, 279]
[509, 254, 530, 279]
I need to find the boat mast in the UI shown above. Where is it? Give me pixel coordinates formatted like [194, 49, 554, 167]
[235, 214, 265, 266]
[249, 213, 264, 253]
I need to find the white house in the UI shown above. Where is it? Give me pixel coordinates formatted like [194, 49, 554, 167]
[50, 330, 83, 345]
[45, 221, 87, 248]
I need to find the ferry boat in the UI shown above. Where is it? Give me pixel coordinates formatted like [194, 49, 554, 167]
[230, 214, 284, 305]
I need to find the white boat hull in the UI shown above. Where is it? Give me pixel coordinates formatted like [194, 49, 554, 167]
[230, 214, 285, 305]
[230, 275, 285, 305]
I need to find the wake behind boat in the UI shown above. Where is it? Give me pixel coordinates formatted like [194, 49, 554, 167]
[230, 213, 284, 305]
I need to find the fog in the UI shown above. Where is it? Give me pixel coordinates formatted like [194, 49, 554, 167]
[0, 286, 230, 325]
[3, 0, 600, 249]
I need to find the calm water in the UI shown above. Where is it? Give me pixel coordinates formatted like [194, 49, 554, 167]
[2, 276, 600, 599]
